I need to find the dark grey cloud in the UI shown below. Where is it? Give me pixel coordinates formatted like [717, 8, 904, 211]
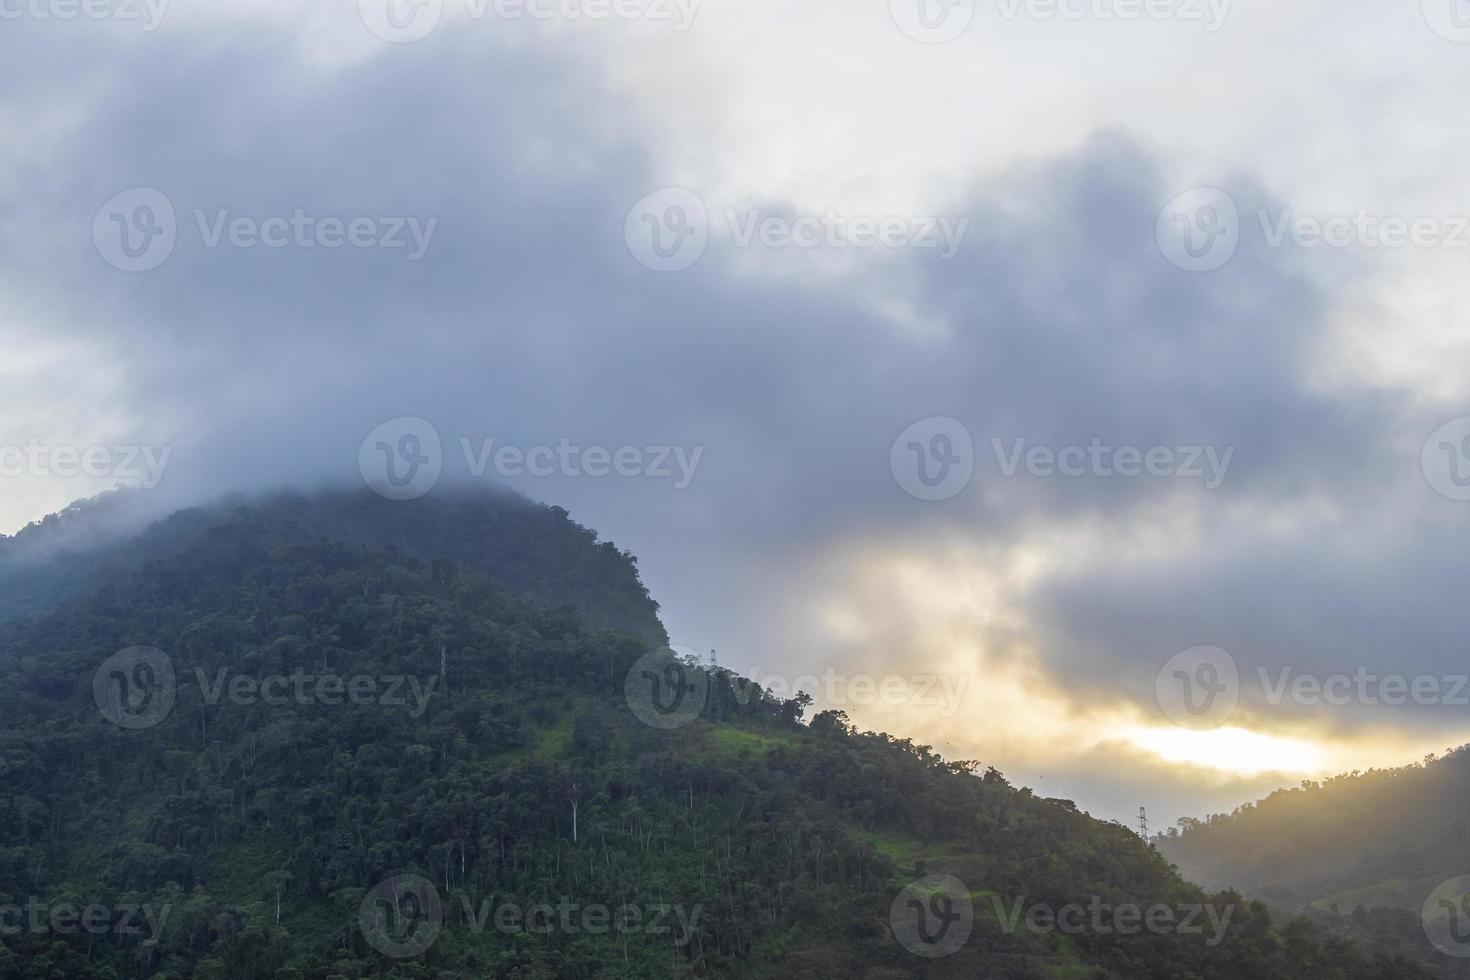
[3, 11, 1464, 827]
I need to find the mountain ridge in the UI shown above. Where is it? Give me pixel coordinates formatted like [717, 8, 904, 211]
[0, 486, 668, 647]
[0, 488, 1441, 978]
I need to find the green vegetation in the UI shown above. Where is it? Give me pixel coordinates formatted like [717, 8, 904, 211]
[1158, 750, 1470, 977]
[0, 489, 1437, 977]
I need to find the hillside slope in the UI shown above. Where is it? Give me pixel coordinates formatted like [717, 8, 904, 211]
[1156, 749, 1470, 977]
[1157, 750, 1470, 911]
[0, 490, 1438, 978]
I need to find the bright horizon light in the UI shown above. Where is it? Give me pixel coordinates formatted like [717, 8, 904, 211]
[1121, 726, 1330, 777]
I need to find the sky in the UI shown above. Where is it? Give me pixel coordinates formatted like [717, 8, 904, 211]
[3, 0, 1470, 830]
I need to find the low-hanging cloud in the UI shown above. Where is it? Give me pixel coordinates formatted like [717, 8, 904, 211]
[3, 5, 1468, 829]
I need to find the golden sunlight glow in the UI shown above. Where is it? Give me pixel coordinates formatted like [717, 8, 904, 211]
[801, 541, 1470, 807]
[1121, 726, 1330, 776]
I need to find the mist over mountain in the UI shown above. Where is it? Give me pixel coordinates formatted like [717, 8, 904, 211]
[7, 0, 1470, 974]
[1157, 747, 1470, 973]
[0, 487, 1443, 978]
[9, 0, 1470, 850]
[0, 487, 666, 646]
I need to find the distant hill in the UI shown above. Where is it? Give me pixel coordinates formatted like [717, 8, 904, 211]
[1157, 749, 1470, 976]
[1157, 749, 1470, 910]
[0, 489, 1439, 977]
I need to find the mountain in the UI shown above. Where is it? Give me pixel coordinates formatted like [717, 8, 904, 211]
[0, 486, 169, 623]
[1156, 749, 1470, 977]
[0, 488, 1438, 978]
[0, 487, 667, 646]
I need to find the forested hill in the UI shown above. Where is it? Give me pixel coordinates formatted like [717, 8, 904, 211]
[0, 488, 667, 646]
[0, 489, 1443, 977]
[1157, 748, 1470, 930]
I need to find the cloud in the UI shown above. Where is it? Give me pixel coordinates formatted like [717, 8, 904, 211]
[3, 3, 1469, 830]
